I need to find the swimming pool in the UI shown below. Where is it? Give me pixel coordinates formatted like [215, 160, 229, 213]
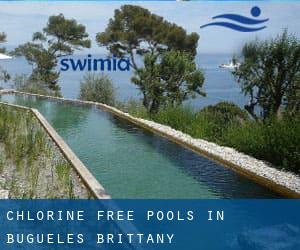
[0, 93, 280, 198]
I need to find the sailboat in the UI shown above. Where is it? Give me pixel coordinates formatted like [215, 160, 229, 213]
[0, 53, 12, 60]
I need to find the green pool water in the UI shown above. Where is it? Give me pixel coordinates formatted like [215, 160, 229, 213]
[0, 94, 280, 198]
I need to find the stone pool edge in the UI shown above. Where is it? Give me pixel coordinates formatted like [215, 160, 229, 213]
[0, 91, 110, 199]
[1, 89, 300, 198]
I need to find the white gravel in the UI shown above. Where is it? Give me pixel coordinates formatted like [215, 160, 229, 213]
[0, 190, 9, 199]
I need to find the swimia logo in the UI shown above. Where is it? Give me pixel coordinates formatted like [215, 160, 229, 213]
[60, 55, 130, 72]
[200, 6, 269, 32]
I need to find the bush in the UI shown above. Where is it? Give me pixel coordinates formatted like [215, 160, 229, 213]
[79, 74, 116, 106]
[223, 116, 300, 173]
[125, 101, 299, 173]
[127, 102, 248, 142]
[13, 74, 61, 97]
[150, 105, 196, 132]
[194, 102, 249, 142]
[145, 102, 248, 143]
[118, 98, 148, 117]
[200, 102, 249, 123]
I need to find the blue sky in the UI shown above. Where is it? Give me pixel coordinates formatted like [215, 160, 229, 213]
[0, 1, 299, 54]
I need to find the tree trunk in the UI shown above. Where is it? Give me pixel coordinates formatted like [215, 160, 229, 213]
[245, 103, 259, 121]
[149, 99, 160, 114]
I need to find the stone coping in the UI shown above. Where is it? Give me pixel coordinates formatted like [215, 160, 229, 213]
[1, 89, 300, 198]
[0, 91, 110, 199]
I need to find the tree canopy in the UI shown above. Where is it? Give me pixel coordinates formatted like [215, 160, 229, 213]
[97, 5, 199, 68]
[132, 51, 205, 112]
[13, 14, 91, 94]
[0, 32, 6, 53]
[0, 32, 10, 82]
[233, 30, 300, 120]
[97, 5, 204, 113]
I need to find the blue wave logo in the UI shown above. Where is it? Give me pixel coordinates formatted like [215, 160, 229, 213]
[200, 6, 269, 32]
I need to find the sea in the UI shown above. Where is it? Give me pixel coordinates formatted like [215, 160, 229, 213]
[0, 53, 247, 109]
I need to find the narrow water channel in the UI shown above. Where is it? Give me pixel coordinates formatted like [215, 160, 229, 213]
[0, 94, 281, 198]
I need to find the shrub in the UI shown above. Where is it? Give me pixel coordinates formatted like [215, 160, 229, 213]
[118, 98, 148, 117]
[195, 102, 249, 142]
[147, 102, 248, 143]
[149, 105, 196, 132]
[200, 102, 249, 123]
[79, 74, 116, 106]
[13, 74, 61, 97]
[124, 101, 299, 173]
[223, 116, 300, 173]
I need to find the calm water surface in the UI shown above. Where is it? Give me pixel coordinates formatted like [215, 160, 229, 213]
[0, 94, 280, 198]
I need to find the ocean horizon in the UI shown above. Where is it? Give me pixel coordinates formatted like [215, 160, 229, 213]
[0, 53, 247, 109]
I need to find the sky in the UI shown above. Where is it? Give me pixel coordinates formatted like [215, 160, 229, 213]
[0, 1, 299, 55]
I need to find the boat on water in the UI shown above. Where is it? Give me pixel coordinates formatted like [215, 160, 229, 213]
[219, 60, 240, 69]
[0, 53, 12, 60]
